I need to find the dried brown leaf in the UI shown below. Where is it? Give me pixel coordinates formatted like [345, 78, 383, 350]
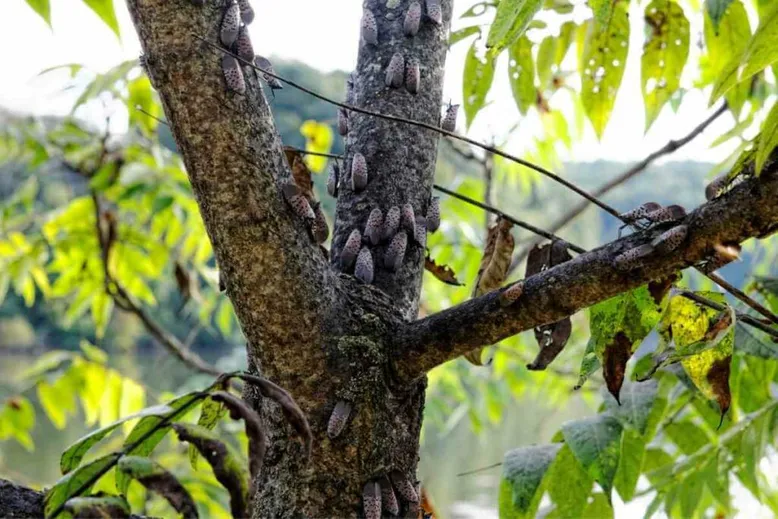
[424, 255, 464, 286]
[283, 148, 314, 200]
[211, 391, 266, 482]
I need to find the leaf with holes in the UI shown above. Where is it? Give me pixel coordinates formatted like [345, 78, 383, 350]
[508, 36, 536, 115]
[499, 444, 562, 518]
[641, 0, 690, 130]
[485, 0, 543, 54]
[462, 41, 496, 128]
[561, 414, 623, 498]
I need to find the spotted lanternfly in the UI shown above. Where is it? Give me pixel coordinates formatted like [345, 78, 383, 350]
[401, 203, 416, 235]
[389, 471, 419, 503]
[341, 229, 362, 270]
[382, 206, 402, 242]
[365, 208, 384, 245]
[355, 247, 374, 284]
[404, 1, 422, 36]
[218, 272, 226, 292]
[405, 57, 420, 94]
[254, 55, 283, 91]
[645, 204, 686, 224]
[220, 2, 241, 47]
[414, 216, 427, 249]
[426, 196, 440, 232]
[312, 202, 329, 244]
[651, 225, 688, 253]
[282, 184, 315, 221]
[326, 400, 352, 439]
[221, 55, 246, 94]
[385, 231, 408, 271]
[441, 103, 459, 132]
[613, 244, 655, 271]
[337, 108, 349, 136]
[705, 174, 729, 201]
[361, 9, 379, 45]
[425, 0, 443, 25]
[380, 476, 400, 516]
[234, 25, 254, 63]
[620, 202, 662, 223]
[351, 152, 368, 192]
[237, 0, 254, 24]
[499, 281, 524, 307]
[385, 53, 405, 89]
[363, 482, 382, 519]
[327, 163, 339, 197]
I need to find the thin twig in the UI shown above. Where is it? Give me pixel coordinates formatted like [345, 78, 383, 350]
[677, 289, 778, 339]
[282, 146, 342, 160]
[456, 462, 503, 477]
[705, 272, 778, 326]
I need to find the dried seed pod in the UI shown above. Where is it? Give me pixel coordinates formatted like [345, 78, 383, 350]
[645, 204, 686, 224]
[700, 244, 740, 273]
[327, 163, 339, 197]
[499, 281, 524, 307]
[361, 9, 378, 45]
[254, 55, 283, 91]
[220, 1, 241, 47]
[351, 152, 368, 191]
[405, 57, 420, 94]
[380, 476, 400, 516]
[355, 246, 374, 284]
[327, 400, 352, 439]
[234, 25, 254, 63]
[651, 224, 688, 253]
[363, 482, 382, 519]
[426, 196, 440, 232]
[337, 108, 349, 136]
[312, 203, 329, 244]
[385, 53, 405, 89]
[238, 0, 254, 24]
[365, 208, 384, 245]
[705, 173, 729, 200]
[613, 244, 654, 271]
[221, 55, 246, 94]
[282, 184, 315, 221]
[425, 0, 442, 25]
[620, 202, 662, 223]
[385, 231, 408, 271]
[341, 229, 362, 270]
[382, 206, 402, 242]
[441, 103, 459, 132]
[389, 471, 419, 503]
[404, 1, 422, 36]
[401, 203, 416, 235]
[414, 216, 427, 249]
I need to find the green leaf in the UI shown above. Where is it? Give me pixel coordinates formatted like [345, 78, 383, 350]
[117, 456, 198, 518]
[546, 444, 593, 517]
[613, 429, 645, 502]
[583, 493, 614, 518]
[485, 0, 543, 54]
[189, 396, 228, 470]
[25, 0, 51, 27]
[462, 42, 496, 128]
[79, 341, 108, 364]
[575, 337, 601, 389]
[450, 26, 481, 46]
[499, 444, 562, 518]
[44, 453, 121, 518]
[0, 396, 36, 450]
[38, 380, 69, 430]
[61, 495, 130, 518]
[128, 76, 159, 137]
[735, 322, 778, 358]
[508, 36, 536, 115]
[60, 405, 172, 475]
[17, 350, 74, 380]
[82, 0, 120, 39]
[641, 0, 690, 130]
[602, 380, 658, 435]
[664, 420, 710, 454]
[755, 101, 778, 175]
[561, 414, 623, 498]
[587, 0, 614, 25]
[706, 0, 735, 31]
[580, 2, 629, 138]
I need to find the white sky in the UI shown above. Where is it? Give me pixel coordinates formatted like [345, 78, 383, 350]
[0, 0, 748, 165]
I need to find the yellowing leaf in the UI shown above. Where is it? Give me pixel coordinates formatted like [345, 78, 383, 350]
[299, 120, 333, 173]
[508, 36, 536, 115]
[463, 42, 496, 128]
[486, 0, 543, 54]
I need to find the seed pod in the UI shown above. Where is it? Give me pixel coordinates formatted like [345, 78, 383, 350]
[361, 9, 378, 45]
[441, 103, 459, 132]
[645, 204, 686, 224]
[380, 476, 400, 516]
[426, 0, 442, 25]
[237, 0, 254, 24]
[651, 224, 688, 253]
[351, 152, 368, 192]
[235, 25, 254, 63]
[341, 229, 362, 270]
[312, 203, 329, 244]
[405, 57, 420, 94]
[499, 281, 524, 307]
[385, 53, 405, 89]
[326, 400, 352, 439]
[337, 108, 349, 136]
[620, 202, 662, 223]
[613, 244, 654, 271]
[705, 174, 729, 201]
[389, 471, 419, 503]
[426, 196, 440, 232]
[282, 184, 314, 221]
[365, 208, 384, 245]
[414, 216, 427, 249]
[221, 55, 246, 94]
[220, 2, 241, 47]
[385, 231, 408, 271]
[382, 206, 402, 242]
[327, 163, 339, 197]
[355, 247, 374, 284]
[404, 1, 422, 36]
[254, 55, 283, 91]
[401, 203, 416, 235]
[363, 482, 382, 519]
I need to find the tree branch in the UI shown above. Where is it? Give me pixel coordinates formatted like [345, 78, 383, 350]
[393, 165, 778, 381]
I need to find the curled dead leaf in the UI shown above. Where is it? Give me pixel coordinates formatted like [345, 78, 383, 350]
[424, 255, 464, 286]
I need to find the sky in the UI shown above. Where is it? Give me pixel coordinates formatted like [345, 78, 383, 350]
[0, 0, 748, 166]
